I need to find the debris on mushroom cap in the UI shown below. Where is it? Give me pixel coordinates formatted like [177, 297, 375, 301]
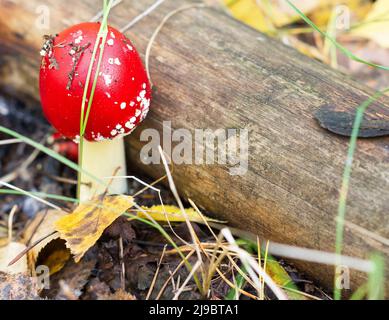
[39, 22, 151, 142]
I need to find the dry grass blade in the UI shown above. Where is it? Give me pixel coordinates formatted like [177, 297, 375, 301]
[0, 181, 62, 211]
[7, 205, 17, 241]
[146, 245, 167, 300]
[145, 3, 209, 86]
[120, 0, 167, 33]
[222, 228, 288, 300]
[156, 250, 196, 300]
[157, 146, 209, 294]
[173, 260, 202, 300]
[215, 267, 258, 300]
[341, 219, 389, 247]
[0, 139, 21, 146]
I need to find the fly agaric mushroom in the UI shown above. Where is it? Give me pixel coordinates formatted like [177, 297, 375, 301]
[39, 22, 151, 201]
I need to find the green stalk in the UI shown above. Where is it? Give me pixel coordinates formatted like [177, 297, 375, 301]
[334, 88, 389, 300]
[77, 0, 114, 199]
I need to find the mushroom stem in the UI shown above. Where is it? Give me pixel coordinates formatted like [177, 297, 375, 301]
[79, 137, 127, 201]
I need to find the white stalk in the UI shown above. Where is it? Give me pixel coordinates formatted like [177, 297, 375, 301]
[80, 137, 127, 202]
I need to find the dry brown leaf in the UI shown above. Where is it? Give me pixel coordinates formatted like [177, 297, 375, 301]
[23, 209, 67, 273]
[55, 195, 135, 262]
[0, 242, 28, 274]
[42, 258, 97, 299]
[101, 289, 136, 300]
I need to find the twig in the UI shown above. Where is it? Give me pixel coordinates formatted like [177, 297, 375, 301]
[119, 236, 125, 291]
[146, 245, 167, 300]
[8, 231, 58, 266]
[7, 205, 17, 242]
[120, 0, 167, 33]
[145, 3, 209, 86]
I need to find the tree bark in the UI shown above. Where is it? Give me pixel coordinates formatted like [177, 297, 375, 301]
[1, 0, 389, 294]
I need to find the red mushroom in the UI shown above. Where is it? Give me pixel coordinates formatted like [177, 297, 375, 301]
[39, 22, 151, 201]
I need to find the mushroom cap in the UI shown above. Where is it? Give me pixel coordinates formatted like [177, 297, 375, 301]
[39, 22, 151, 142]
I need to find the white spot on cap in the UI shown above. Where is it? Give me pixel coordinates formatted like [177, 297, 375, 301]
[110, 129, 117, 136]
[129, 101, 135, 107]
[108, 58, 114, 64]
[95, 133, 106, 141]
[135, 109, 141, 117]
[73, 135, 80, 144]
[102, 74, 112, 86]
[120, 102, 126, 110]
[126, 44, 133, 51]
[105, 92, 111, 98]
[142, 83, 146, 89]
[107, 39, 114, 46]
[74, 35, 83, 44]
[141, 108, 149, 121]
[130, 117, 136, 123]
[132, 77, 135, 81]
[116, 124, 122, 130]
[125, 121, 135, 129]
[110, 31, 115, 38]
[114, 58, 121, 65]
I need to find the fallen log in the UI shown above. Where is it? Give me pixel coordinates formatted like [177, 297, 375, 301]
[1, 0, 389, 294]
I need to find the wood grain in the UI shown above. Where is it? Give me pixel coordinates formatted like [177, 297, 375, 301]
[1, 0, 389, 294]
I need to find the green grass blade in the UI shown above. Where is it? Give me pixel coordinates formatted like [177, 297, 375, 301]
[225, 268, 246, 300]
[0, 188, 78, 203]
[333, 88, 389, 300]
[0, 125, 105, 187]
[367, 253, 385, 300]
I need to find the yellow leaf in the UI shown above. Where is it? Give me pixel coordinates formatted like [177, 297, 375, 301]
[55, 195, 135, 262]
[0, 242, 28, 274]
[225, 0, 270, 33]
[266, 259, 306, 300]
[224, 0, 320, 33]
[351, 0, 389, 48]
[136, 205, 226, 224]
[310, 0, 371, 28]
[39, 244, 71, 275]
